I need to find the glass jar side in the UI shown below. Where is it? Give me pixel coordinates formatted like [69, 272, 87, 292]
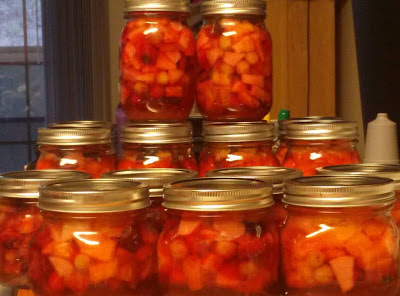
[281, 205, 398, 296]
[120, 11, 196, 121]
[0, 198, 42, 288]
[196, 15, 272, 121]
[198, 141, 279, 177]
[28, 210, 159, 296]
[36, 144, 117, 178]
[118, 142, 198, 171]
[158, 208, 280, 295]
[283, 139, 361, 176]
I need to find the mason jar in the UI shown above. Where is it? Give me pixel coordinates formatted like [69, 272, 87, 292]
[0, 170, 90, 288]
[196, 0, 272, 121]
[282, 121, 361, 176]
[282, 176, 398, 296]
[28, 179, 160, 296]
[119, 122, 198, 171]
[159, 178, 280, 295]
[120, 0, 196, 121]
[276, 117, 342, 165]
[207, 166, 302, 227]
[102, 168, 197, 232]
[199, 122, 279, 177]
[36, 128, 117, 178]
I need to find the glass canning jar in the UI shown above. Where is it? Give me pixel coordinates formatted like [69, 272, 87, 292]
[196, 0, 272, 121]
[282, 176, 398, 296]
[36, 128, 117, 178]
[28, 179, 159, 296]
[119, 122, 198, 171]
[282, 121, 361, 176]
[0, 170, 90, 288]
[159, 178, 279, 295]
[102, 168, 197, 232]
[120, 0, 195, 121]
[207, 166, 302, 227]
[276, 117, 342, 165]
[199, 121, 279, 177]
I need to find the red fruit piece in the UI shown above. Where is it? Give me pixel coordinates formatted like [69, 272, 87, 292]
[165, 51, 182, 65]
[223, 52, 245, 67]
[166, 86, 183, 97]
[216, 263, 241, 290]
[182, 256, 205, 291]
[168, 69, 184, 84]
[215, 240, 237, 259]
[48, 272, 65, 293]
[157, 53, 177, 70]
[232, 36, 255, 53]
[89, 259, 118, 284]
[206, 48, 224, 65]
[242, 74, 264, 88]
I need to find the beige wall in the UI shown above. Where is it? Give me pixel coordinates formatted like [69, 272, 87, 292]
[108, 0, 125, 121]
[336, 0, 364, 156]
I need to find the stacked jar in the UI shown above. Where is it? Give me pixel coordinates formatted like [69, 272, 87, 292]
[0, 170, 90, 289]
[199, 121, 279, 177]
[159, 178, 280, 295]
[281, 176, 399, 295]
[119, 122, 198, 171]
[196, 0, 272, 121]
[28, 179, 159, 296]
[36, 127, 117, 178]
[207, 166, 302, 227]
[102, 168, 197, 231]
[282, 121, 361, 176]
[120, 0, 196, 121]
[276, 117, 342, 165]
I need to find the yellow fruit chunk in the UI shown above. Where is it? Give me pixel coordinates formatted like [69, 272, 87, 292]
[215, 241, 237, 259]
[313, 264, 334, 284]
[49, 256, 74, 278]
[239, 261, 258, 278]
[245, 52, 259, 65]
[223, 52, 245, 67]
[213, 220, 245, 240]
[232, 36, 255, 53]
[134, 82, 149, 94]
[170, 238, 188, 260]
[74, 254, 90, 271]
[219, 36, 232, 50]
[77, 237, 116, 262]
[329, 256, 355, 293]
[236, 60, 250, 75]
[178, 219, 200, 236]
[156, 71, 169, 85]
[183, 256, 205, 291]
[89, 259, 118, 284]
[306, 251, 325, 268]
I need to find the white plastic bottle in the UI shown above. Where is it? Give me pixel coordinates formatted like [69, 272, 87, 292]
[364, 113, 399, 164]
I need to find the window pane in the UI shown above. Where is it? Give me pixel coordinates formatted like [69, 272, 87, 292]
[0, 65, 27, 118]
[26, 0, 43, 47]
[0, 144, 29, 171]
[0, 0, 24, 47]
[29, 65, 46, 118]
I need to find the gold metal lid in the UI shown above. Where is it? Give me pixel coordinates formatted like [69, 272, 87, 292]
[163, 177, 273, 211]
[279, 117, 342, 137]
[39, 179, 150, 213]
[102, 169, 198, 198]
[317, 164, 400, 190]
[38, 128, 112, 146]
[285, 121, 358, 140]
[283, 176, 395, 208]
[201, 0, 266, 16]
[124, 0, 190, 13]
[48, 121, 114, 130]
[0, 170, 91, 199]
[203, 121, 275, 142]
[122, 122, 192, 144]
[207, 166, 302, 195]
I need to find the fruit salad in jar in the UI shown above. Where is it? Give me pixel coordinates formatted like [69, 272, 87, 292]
[102, 168, 197, 232]
[159, 178, 280, 295]
[120, 0, 195, 121]
[119, 122, 198, 171]
[28, 179, 159, 296]
[0, 170, 90, 288]
[282, 121, 361, 176]
[196, 0, 272, 121]
[282, 176, 398, 296]
[199, 122, 279, 177]
[207, 166, 302, 228]
[36, 128, 117, 178]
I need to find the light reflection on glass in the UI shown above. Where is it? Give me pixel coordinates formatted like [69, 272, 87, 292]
[60, 158, 78, 166]
[74, 231, 100, 246]
[305, 224, 332, 238]
[143, 156, 159, 166]
[223, 31, 237, 37]
[144, 28, 158, 35]
[310, 152, 322, 160]
[226, 154, 243, 162]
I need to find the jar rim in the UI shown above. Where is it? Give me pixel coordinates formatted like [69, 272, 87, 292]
[201, 0, 266, 16]
[38, 128, 112, 146]
[48, 121, 114, 130]
[278, 117, 343, 136]
[124, 0, 191, 13]
[284, 121, 358, 140]
[283, 176, 395, 208]
[0, 170, 91, 199]
[163, 177, 273, 211]
[39, 179, 150, 213]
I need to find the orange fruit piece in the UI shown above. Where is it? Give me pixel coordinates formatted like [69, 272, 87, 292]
[329, 256, 355, 293]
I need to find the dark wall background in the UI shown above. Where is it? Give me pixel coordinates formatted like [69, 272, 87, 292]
[353, 0, 400, 134]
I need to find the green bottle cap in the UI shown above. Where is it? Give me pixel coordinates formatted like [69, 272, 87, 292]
[278, 109, 290, 120]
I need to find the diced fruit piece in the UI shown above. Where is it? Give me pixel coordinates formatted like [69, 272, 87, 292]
[74, 254, 90, 271]
[242, 74, 264, 88]
[77, 237, 116, 262]
[48, 272, 65, 292]
[157, 71, 169, 85]
[182, 256, 205, 291]
[178, 219, 200, 236]
[213, 220, 245, 240]
[136, 73, 156, 84]
[168, 69, 184, 84]
[245, 52, 259, 64]
[250, 85, 264, 98]
[165, 86, 183, 97]
[170, 238, 189, 260]
[206, 48, 224, 65]
[150, 85, 165, 99]
[219, 36, 232, 50]
[236, 60, 250, 74]
[238, 91, 259, 108]
[313, 264, 334, 284]
[232, 36, 255, 53]
[239, 261, 259, 279]
[157, 53, 177, 70]
[215, 240, 237, 259]
[89, 259, 118, 284]
[165, 51, 182, 65]
[216, 264, 240, 289]
[49, 256, 74, 278]
[232, 81, 247, 93]
[329, 256, 355, 293]
[223, 52, 245, 67]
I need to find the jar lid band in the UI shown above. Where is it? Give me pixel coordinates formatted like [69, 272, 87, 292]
[284, 121, 358, 140]
[201, 0, 266, 16]
[124, 0, 190, 13]
[38, 128, 112, 146]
